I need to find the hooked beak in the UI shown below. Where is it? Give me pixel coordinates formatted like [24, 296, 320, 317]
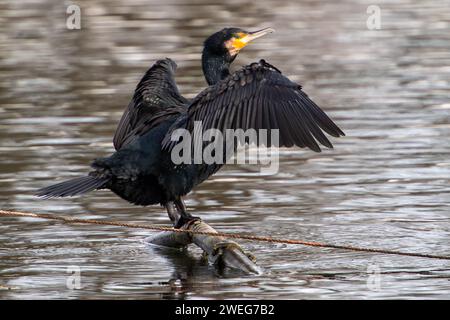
[241, 27, 275, 44]
[226, 27, 275, 56]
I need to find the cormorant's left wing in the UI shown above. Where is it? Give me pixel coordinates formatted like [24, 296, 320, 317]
[113, 58, 188, 150]
[162, 60, 344, 153]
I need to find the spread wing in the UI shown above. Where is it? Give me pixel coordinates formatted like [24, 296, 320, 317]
[163, 60, 344, 153]
[113, 58, 188, 150]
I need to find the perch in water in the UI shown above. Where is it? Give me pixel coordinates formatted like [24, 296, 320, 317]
[147, 205, 261, 274]
[36, 27, 344, 227]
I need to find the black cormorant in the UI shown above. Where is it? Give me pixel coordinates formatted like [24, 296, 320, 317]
[37, 27, 345, 227]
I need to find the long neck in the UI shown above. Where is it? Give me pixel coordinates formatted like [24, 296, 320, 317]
[202, 50, 231, 86]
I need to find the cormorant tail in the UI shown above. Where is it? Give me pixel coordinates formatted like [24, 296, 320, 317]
[35, 176, 109, 198]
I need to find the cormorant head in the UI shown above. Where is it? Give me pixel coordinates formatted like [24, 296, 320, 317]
[202, 27, 274, 85]
[203, 27, 274, 62]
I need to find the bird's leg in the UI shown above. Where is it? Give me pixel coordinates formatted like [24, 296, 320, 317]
[173, 197, 201, 228]
[165, 201, 180, 226]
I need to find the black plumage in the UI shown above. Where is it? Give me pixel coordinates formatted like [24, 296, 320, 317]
[113, 59, 188, 150]
[162, 59, 343, 153]
[36, 27, 345, 227]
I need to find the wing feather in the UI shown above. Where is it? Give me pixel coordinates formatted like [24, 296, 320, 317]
[162, 60, 344, 153]
[113, 58, 187, 150]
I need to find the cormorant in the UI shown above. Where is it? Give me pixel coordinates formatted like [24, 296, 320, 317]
[36, 27, 345, 227]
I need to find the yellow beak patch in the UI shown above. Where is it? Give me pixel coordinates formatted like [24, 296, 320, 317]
[224, 28, 274, 56]
[225, 34, 250, 56]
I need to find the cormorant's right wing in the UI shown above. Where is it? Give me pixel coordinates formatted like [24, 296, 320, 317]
[162, 59, 344, 153]
[113, 58, 188, 150]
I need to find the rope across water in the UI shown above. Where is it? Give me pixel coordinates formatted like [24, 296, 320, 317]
[1, 209, 449, 260]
